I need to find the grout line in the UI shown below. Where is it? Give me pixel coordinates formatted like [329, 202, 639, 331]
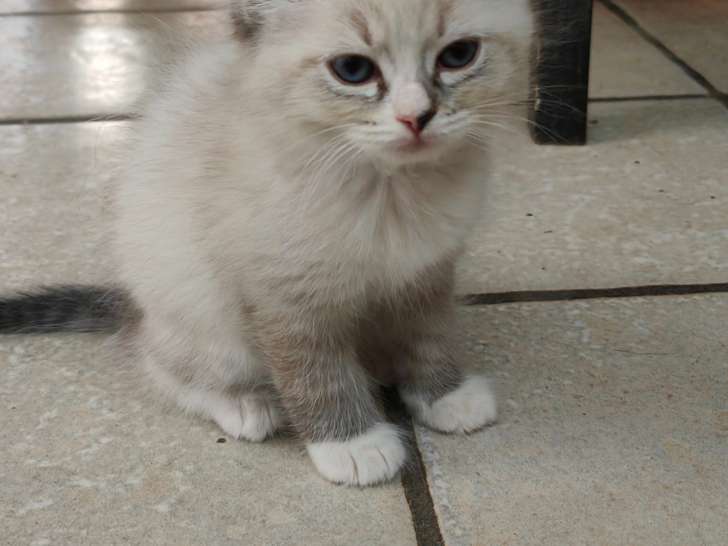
[599, 0, 728, 110]
[460, 282, 728, 306]
[0, 114, 138, 126]
[589, 94, 710, 103]
[0, 7, 221, 17]
[384, 389, 446, 546]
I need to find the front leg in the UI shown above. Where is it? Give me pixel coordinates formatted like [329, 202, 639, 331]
[397, 304, 497, 434]
[387, 262, 497, 433]
[257, 314, 406, 486]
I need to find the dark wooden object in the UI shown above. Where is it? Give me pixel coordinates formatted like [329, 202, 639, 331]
[531, 0, 594, 145]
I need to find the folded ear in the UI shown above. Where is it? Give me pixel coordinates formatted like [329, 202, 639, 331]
[230, 0, 296, 39]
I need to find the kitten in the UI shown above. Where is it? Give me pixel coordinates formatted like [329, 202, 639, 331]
[0, 0, 533, 486]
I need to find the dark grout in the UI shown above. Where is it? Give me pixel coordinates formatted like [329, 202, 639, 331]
[0, 114, 138, 126]
[384, 284, 728, 542]
[461, 283, 728, 307]
[599, 0, 728, 111]
[0, 7, 221, 17]
[589, 94, 710, 103]
[384, 389, 446, 546]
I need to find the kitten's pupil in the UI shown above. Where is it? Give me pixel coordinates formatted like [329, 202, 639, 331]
[330, 55, 377, 85]
[438, 40, 480, 70]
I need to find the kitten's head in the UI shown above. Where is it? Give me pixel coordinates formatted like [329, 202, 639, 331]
[234, 0, 533, 169]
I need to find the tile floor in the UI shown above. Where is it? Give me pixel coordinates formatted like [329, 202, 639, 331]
[1, 1, 727, 545]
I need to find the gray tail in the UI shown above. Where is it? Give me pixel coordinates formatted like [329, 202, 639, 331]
[0, 285, 133, 335]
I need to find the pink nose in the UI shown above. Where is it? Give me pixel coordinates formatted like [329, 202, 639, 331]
[397, 108, 437, 136]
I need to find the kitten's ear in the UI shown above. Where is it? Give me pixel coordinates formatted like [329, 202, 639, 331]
[230, 0, 296, 39]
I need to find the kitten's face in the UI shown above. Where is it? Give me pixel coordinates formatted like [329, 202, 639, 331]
[245, 0, 533, 168]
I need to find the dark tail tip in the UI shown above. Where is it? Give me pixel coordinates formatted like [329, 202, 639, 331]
[0, 285, 133, 335]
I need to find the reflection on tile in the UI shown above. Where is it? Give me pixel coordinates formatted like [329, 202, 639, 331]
[0, 11, 228, 119]
[614, 0, 728, 94]
[457, 99, 728, 294]
[420, 296, 728, 545]
[590, 3, 704, 97]
[0, 0, 223, 15]
[0, 123, 127, 290]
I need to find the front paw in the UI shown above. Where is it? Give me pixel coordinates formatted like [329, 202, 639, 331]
[306, 423, 407, 486]
[213, 393, 283, 442]
[401, 375, 497, 434]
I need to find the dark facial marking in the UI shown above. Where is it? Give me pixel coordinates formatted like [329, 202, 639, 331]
[438, 0, 454, 37]
[351, 10, 373, 46]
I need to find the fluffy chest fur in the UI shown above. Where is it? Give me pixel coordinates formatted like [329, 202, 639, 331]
[211, 146, 488, 304]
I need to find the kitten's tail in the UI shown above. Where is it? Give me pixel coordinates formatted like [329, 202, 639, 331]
[0, 285, 135, 335]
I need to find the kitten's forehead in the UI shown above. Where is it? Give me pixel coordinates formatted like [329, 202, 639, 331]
[317, 0, 530, 49]
[349, 0, 449, 44]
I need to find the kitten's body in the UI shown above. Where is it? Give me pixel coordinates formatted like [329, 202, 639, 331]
[2, 0, 533, 485]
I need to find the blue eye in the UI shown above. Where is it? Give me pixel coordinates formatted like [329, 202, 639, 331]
[329, 55, 377, 85]
[438, 39, 480, 70]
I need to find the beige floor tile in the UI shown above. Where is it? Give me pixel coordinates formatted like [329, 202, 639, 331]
[457, 99, 728, 294]
[0, 11, 228, 119]
[614, 0, 728, 94]
[590, 2, 705, 97]
[419, 295, 728, 546]
[0, 336, 416, 546]
[0, 0, 222, 14]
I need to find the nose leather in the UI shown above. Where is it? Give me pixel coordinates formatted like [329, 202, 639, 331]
[397, 107, 437, 135]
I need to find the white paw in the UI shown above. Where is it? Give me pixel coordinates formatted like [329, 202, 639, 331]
[401, 375, 497, 434]
[212, 393, 283, 442]
[306, 423, 407, 487]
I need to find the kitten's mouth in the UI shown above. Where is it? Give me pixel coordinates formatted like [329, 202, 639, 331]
[396, 136, 434, 153]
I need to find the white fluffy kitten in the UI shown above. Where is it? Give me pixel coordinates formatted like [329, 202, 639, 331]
[0, 0, 533, 486]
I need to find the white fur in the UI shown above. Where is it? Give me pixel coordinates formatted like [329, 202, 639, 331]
[401, 375, 497, 434]
[307, 424, 407, 486]
[145, 356, 282, 441]
[223, 392, 283, 442]
[190, 391, 282, 442]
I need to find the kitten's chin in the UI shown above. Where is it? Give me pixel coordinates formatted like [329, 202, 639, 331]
[396, 137, 434, 154]
[370, 137, 455, 168]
